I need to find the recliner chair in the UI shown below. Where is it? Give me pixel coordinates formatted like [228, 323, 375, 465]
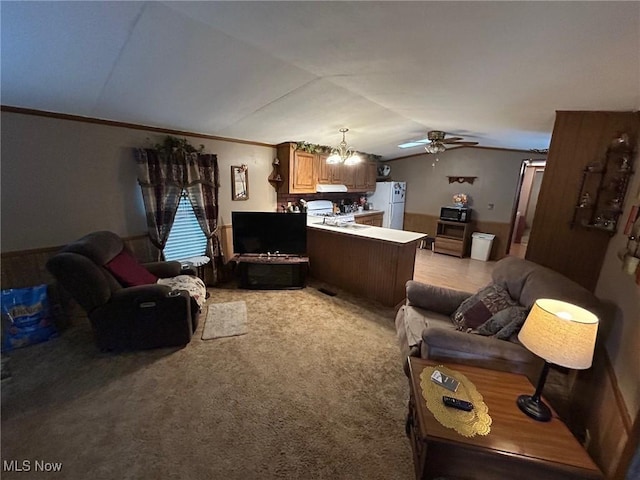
[46, 231, 200, 350]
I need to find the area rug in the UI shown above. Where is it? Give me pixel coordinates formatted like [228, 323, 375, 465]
[202, 300, 248, 340]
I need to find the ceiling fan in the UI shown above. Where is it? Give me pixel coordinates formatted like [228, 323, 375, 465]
[423, 130, 478, 154]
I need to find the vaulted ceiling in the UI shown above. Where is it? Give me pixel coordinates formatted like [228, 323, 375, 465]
[2, 1, 638, 159]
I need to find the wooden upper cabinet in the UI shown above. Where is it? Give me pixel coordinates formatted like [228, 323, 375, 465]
[277, 143, 378, 193]
[354, 162, 377, 191]
[291, 151, 316, 192]
[316, 153, 340, 184]
[339, 164, 356, 189]
[276, 143, 317, 194]
[365, 162, 377, 191]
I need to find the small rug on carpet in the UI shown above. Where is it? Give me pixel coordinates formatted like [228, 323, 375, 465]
[202, 300, 248, 340]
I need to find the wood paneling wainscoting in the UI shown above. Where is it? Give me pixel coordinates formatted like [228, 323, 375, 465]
[404, 212, 511, 260]
[569, 346, 636, 479]
[0, 235, 157, 290]
[0, 235, 158, 327]
[220, 224, 234, 262]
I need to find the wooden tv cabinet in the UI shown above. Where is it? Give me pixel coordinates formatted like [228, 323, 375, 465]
[231, 254, 309, 289]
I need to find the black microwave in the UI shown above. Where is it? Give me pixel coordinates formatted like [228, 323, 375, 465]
[440, 206, 471, 223]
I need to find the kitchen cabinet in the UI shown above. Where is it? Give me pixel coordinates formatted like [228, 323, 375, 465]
[316, 154, 343, 184]
[336, 163, 355, 189]
[335, 162, 376, 191]
[355, 211, 383, 227]
[434, 220, 472, 257]
[276, 143, 318, 193]
[365, 162, 377, 191]
[354, 162, 377, 191]
[277, 143, 378, 193]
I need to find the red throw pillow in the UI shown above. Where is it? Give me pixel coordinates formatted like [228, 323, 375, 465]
[104, 249, 158, 287]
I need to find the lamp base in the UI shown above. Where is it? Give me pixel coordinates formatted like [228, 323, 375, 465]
[517, 394, 552, 422]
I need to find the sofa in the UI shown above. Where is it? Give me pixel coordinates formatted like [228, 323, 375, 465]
[47, 231, 201, 351]
[394, 256, 604, 382]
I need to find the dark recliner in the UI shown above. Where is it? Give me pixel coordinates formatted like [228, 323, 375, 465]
[46, 231, 200, 350]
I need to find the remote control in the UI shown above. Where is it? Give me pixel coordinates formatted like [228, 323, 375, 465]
[442, 396, 474, 412]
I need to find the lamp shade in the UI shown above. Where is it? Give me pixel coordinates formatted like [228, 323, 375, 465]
[518, 299, 598, 370]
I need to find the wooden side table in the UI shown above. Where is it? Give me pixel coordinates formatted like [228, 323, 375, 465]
[406, 357, 602, 480]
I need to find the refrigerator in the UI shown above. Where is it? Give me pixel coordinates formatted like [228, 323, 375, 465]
[368, 182, 406, 230]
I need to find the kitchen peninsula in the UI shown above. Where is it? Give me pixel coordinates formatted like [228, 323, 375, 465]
[306, 218, 426, 307]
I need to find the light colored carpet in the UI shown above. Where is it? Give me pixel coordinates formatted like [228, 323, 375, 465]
[202, 300, 248, 340]
[0, 280, 413, 480]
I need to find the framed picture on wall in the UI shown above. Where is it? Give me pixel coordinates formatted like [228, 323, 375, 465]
[231, 165, 249, 201]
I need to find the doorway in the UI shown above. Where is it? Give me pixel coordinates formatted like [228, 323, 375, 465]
[508, 159, 546, 258]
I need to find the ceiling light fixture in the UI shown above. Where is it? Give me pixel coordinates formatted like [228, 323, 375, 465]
[424, 130, 447, 154]
[425, 142, 446, 154]
[327, 128, 361, 165]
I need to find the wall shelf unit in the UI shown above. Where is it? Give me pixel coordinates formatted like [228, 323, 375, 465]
[571, 134, 635, 235]
[268, 158, 283, 192]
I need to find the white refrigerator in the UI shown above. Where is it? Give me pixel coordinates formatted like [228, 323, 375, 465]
[368, 182, 406, 229]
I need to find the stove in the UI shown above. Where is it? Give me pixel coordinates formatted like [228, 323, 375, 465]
[306, 200, 355, 224]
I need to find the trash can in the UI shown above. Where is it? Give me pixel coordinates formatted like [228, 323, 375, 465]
[470, 233, 495, 261]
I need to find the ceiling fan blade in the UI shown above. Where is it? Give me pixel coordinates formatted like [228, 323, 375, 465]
[446, 141, 479, 146]
[442, 137, 464, 143]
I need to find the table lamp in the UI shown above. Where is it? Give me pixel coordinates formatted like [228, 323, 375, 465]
[517, 298, 599, 422]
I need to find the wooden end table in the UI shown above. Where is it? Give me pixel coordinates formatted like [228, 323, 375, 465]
[406, 357, 602, 480]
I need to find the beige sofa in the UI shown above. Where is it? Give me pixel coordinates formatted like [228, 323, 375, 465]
[394, 256, 604, 382]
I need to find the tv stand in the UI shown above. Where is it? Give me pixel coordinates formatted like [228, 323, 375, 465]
[232, 254, 309, 289]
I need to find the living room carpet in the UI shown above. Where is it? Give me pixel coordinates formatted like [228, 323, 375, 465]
[0, 280, 413, 480]
[202, 300, 248, 340]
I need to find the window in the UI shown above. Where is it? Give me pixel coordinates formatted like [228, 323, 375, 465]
[163, 191, 207, 261]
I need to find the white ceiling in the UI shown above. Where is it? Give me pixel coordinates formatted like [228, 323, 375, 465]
[2, 1, 639, 159]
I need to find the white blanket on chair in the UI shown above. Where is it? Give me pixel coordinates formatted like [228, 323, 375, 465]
[157, 275, 207, 308]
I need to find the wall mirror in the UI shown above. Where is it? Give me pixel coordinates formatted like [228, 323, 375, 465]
[231, 165, 249, 201]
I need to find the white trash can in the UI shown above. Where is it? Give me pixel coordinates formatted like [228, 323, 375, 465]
[470, 233, 495, 261]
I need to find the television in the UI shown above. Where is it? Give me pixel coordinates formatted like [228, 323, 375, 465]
[232, 211, 307, 255]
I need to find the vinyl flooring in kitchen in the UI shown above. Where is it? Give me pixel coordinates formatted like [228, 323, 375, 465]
[412, 247, 496, 292]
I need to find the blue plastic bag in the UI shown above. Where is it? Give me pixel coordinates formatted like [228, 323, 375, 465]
[1, 284, 58, 351]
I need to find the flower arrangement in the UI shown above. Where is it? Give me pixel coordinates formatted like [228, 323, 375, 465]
[453, 193, 468, 206]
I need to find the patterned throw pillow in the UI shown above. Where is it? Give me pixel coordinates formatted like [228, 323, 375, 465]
[451, 284, 518, 331]
[477, 306, 529, 339]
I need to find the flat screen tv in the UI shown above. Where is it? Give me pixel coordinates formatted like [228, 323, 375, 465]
[232, 211, 307, 255]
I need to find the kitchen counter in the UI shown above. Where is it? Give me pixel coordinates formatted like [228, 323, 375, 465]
[305, 216, 426, 307]
[307, 215, 424, 245]
[352, 209, 384, 218]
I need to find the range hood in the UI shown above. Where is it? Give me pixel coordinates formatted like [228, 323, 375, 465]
[316, 184, 348, 193]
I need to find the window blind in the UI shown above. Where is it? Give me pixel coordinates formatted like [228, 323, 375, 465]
[163, 192, 207, 261]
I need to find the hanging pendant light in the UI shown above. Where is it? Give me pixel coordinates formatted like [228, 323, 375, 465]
[326, 128, 361, 165]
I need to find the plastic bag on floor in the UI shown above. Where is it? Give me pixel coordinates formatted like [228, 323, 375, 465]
[1, 284, 58, 351]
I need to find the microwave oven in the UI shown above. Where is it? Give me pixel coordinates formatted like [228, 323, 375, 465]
[440, 206, 471, 223]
